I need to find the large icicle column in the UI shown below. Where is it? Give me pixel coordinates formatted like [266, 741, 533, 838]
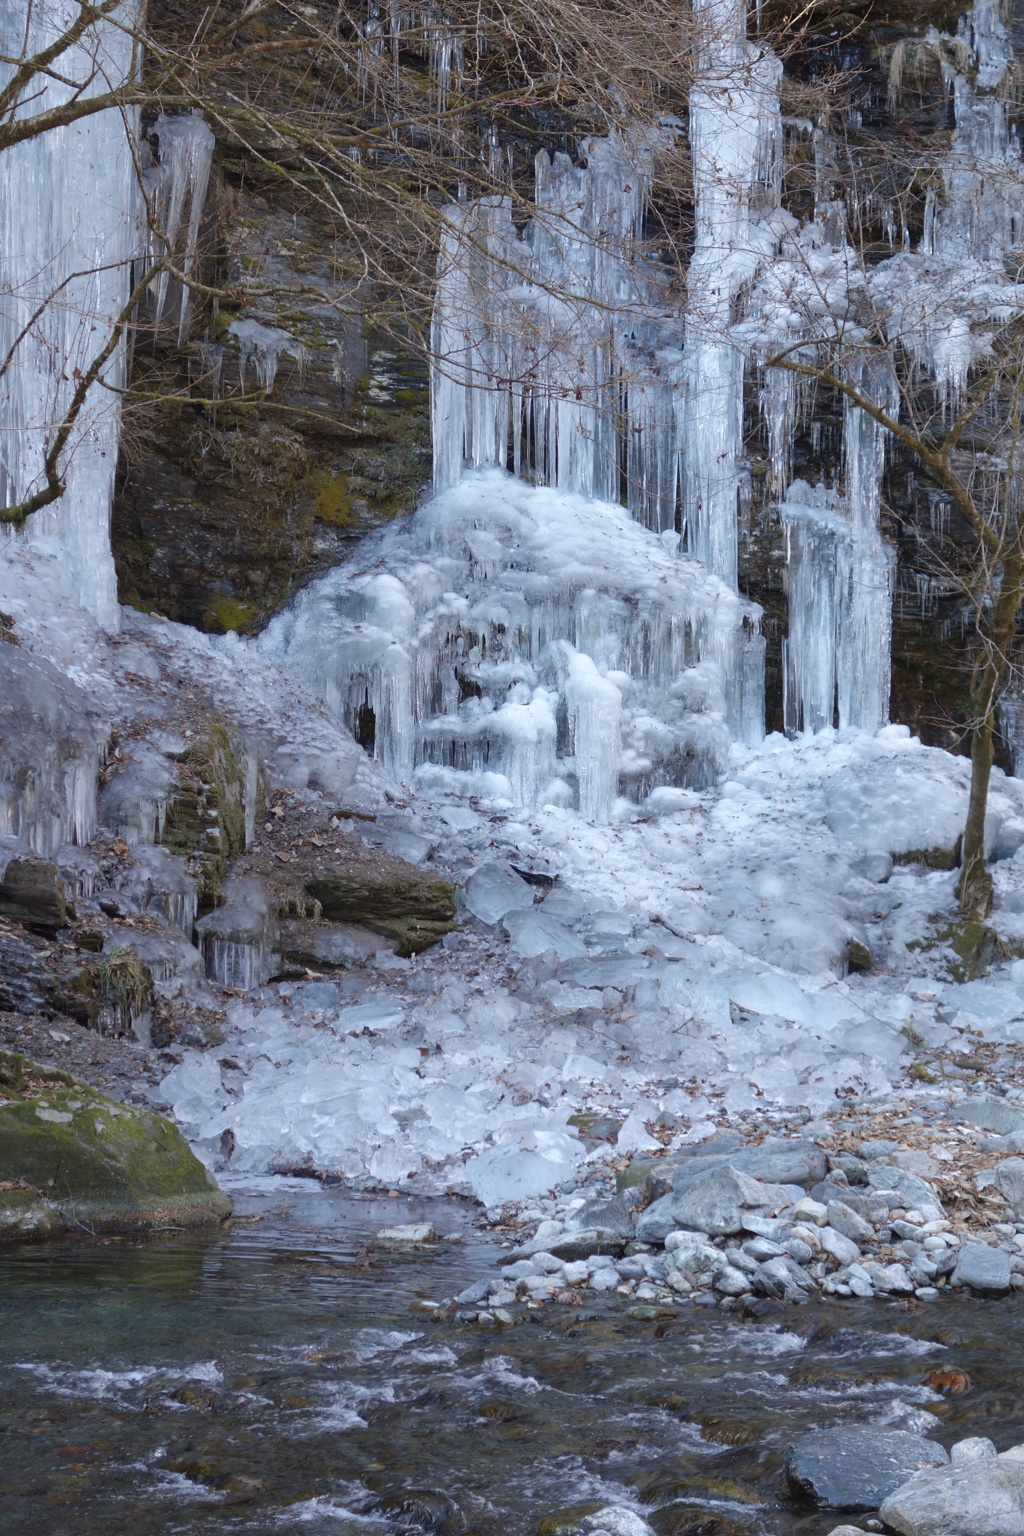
[680, 0, 782, 588]
[0, 0, 142, 630]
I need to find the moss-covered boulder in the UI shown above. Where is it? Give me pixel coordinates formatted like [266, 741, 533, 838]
[0, 1050, 231, 1240]
[306, 861, 456, 955]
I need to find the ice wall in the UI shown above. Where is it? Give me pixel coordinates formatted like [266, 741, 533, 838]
[0, 0, 142, 631]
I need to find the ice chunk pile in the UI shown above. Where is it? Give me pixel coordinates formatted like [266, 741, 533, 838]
[259, 469, 764, 818]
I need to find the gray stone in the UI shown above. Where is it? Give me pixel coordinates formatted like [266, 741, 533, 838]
[837, 1190, 891, 1225]
[994, 1157, 1024, 1219]
[819, 1224, 861, 1266]
[952, 1096, 1024, 1138]
[376, 1222, 437, 1242]
[828, 1199, 875, 1243]
[880, 1457, 1024, 1535]
[670, 1137, 826, 1194]
[859, 1138, 904, 1160]
[571, 1192, 637, 1238]
[502, 1227, 625, 1264]
[786, 1428, 949, 1511]
[787, 1236, 815, 1264]
[670, 1165, 793, 1237]
[952, 1242, 1013, 1294]
[743, 1235, 786, 1261]
[755, 1254, 816, 1301]
[866, 1261, 915, 1294]
[951, 1438, 997, 1464]
[867, 1163, 944, 1218]
[830, 1152, 870, 1185]
[634, 1192, 677, 1243]
[455, 1279, 492, 1306]
[713, 1264, 751, 1295]
[811, 1174, 856, 1206]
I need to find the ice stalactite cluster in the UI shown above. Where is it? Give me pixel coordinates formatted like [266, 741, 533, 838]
[0, 0, 143, 631]
[142, 112, 216, 344]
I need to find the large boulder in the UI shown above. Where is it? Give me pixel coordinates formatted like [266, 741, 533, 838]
[670, 1165, 793, 1237]
[0, 855, 67, 937]
[951, 1242, 1012, 1294]
[307, 853, 455, 955]
[785, 1428, 948, 1510]
[0, 1049, 231, 1238]
[879, 1455, 1024, 1535]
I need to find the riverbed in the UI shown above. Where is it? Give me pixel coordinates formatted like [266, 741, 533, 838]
[1, 1186, 1021, 1536]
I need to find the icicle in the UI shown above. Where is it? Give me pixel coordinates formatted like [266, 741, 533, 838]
[144, 112, 215, 343]
[229, 320, 309, 394]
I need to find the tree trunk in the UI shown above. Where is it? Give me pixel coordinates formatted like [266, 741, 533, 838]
[958, 553, 1024, 920]
[958, 706, 995, 920]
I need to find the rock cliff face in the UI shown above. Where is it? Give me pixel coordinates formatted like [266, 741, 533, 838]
[112, 167, 431, 635]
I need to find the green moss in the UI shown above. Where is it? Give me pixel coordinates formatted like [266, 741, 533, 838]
[161, 722, 248, 907]
[893, 844, 961, 871]
[203, 596, 260, 635]
[0, 1050, 231, 1234]
[907, 916, 1001, 980]
[310, 468, 357, 528]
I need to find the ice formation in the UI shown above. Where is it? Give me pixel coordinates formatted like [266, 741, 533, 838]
[260, 470, 764, 816]
[142, 112, 216, 344]
[0, 0, 142, 630]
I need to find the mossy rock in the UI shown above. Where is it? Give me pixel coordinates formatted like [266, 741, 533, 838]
[893, 844, 960, 871]
[0, 1186, 62, 1243]
[161, 722, 250, 906]
[306, 864, 456, 955]
[536, 1504, 605, 1536]
[909, 917, 1001, 981]
[0, 1050, 231, 1239]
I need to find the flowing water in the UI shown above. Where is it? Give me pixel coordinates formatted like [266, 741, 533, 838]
[1, 1186, 1022, 1536]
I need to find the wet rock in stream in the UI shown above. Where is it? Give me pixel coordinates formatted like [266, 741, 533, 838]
[785, 1426, 949, 1510]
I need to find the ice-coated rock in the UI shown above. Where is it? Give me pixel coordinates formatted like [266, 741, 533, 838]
[376, 1222, 437, 1242]
[880, 1457, 1024, 1535]
[578, 1508, 656, 1536]
[827, 1199, 874, 1243]
[463, 862, 534, 925]
[785, 1427, 948, 1510]
[670, 1165, 793, 1236]
[994, 1157, 1024, 1219]
[503, 907, 588, 959]
[952, 1242, 1013, 1294]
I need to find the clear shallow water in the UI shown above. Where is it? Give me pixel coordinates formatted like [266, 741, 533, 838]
[1, 1186, 1023, 1536]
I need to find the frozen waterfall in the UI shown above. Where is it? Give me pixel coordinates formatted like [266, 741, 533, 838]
[0, 0, 143, 630]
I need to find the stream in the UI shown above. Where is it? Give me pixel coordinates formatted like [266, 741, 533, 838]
[1, 1186, 1021, 1536]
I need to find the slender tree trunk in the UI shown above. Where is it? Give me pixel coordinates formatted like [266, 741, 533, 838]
[958, 703, 995, 919]
[958, 552, 1024, 920]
